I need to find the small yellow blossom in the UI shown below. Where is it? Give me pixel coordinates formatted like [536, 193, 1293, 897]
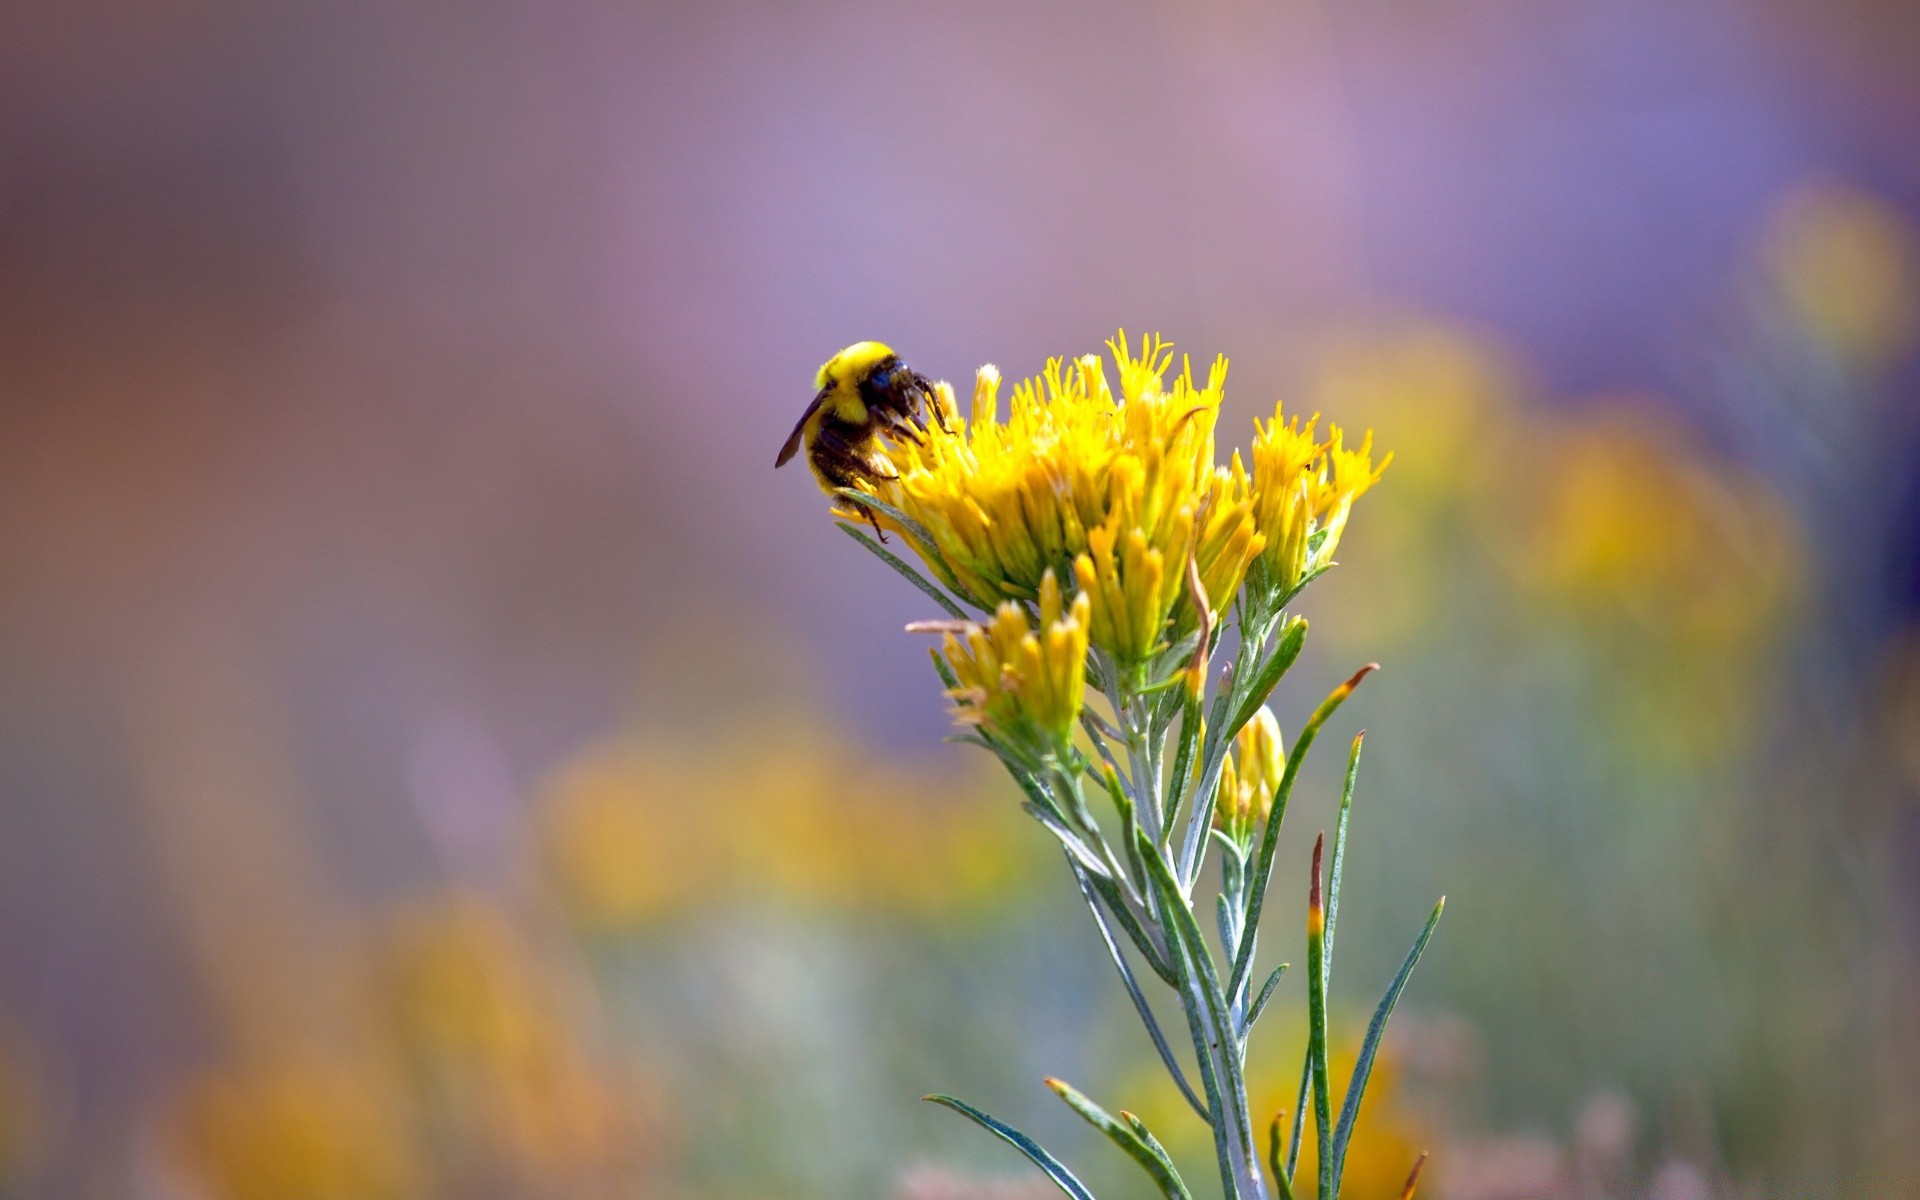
[869, 333, 1264, 670]
[1250, 404, 1390, 601]
[936, 570, 1090, 759]
[1214, 706, 1285, 839]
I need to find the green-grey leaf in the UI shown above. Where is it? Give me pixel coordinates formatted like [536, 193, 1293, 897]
[1046, 1077, 1193, 1200]
[1269, 1114, 1298, 1200]
[1329, 897, 1444, 1196]
[1230, 661, 1375, 1001]
[1227, 616, 1306, 737]
[1125, 1113, 1196, 1200]
[923, 1094, 1098, 1200]
[1071, 865, 1201, 1116]
[838, 523, 968, 618]
[1247, 963, 1287, 1031]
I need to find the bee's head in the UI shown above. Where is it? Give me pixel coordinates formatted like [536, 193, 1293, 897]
[815, 341, 898, 393]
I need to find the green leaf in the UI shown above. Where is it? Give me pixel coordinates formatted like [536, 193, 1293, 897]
[1306, 836, 1332, 1200]
[1324, 733, 1364, 964]
[1135, 823, 1258, 1200]
[1329, 897, 1445, 1197]
[1162, 690, 1205, 848]
[1083, 867, 1176, 986]
[1046, 1078, 1193, 1200]
[1268, 1114, 1298, 1200]
[1124, 1114, 1196, 1200]
[1070, 865, 1202, 1117]
[923, 1094, 1098, 1200]
[1097, 766, 1151, 906]
[1227, 616, 1306, 736]
[928, 647, 962, 692]
[1229, 662, 1377, 1002]
[833, 489, 991, 609]
[1246, 963, 1287, 1031]
[838, 523, 968, 618]
[831, 487, 937, 553]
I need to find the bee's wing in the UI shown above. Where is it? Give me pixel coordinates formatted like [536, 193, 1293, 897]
[775, 384, 832, 468]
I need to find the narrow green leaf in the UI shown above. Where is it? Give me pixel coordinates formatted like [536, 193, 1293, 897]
[833, 489, 992, 610]
[1124, 1113, 1190, 1196]
[923, 1094, 1097, 1200]
[1268, 1113, 1298, 1200]
[838, 523, 969, 618]
[1176, 652, 1245, 886]
[1306, 836, 1332, 1200]
[1136, 824, 1260, 1200]
[1329, 898, 1445, 1196]
[1227, 616, 1306, 736]
[831, 487, 938, 554]
[1286, 1059, 1309, 1181]
[1246, 963, 1287, 1031]
[1084, 868, 1175, 985]
[1098, 766, 1151, 904]
[1156, 922, 1235, 1200]
[1229, 663, 1377, 1002]
[1046, 1078, 1193, 1200]
[1324, 733, 1364, 964]
[1162, 690, 1203, 840]
[929, 646, 962, 692]
[1071, 863, 1198, 1114]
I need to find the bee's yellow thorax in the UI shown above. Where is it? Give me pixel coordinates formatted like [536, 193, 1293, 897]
[815, 341, 896, 424]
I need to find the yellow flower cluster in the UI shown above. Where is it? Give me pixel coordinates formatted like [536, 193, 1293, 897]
[1250, 406, 1391, 600]
[933, 570, 1090, 759]
[1214, 706, 1285, 839]
[868, 333, 1265, 670]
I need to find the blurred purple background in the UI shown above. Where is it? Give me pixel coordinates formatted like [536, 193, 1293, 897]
[3, 2, 1918, 1197]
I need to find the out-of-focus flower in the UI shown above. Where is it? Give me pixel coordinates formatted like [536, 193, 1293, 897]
[931, 570, 1090, 760]
[537, 717, 1038, 928]
[1765, 183, 1919, 369]
[1215, 705, 1285, 840]
[539, 743, 719, 926]
[1298, 322, 1520, 650]
[165, 1058, 419, 1200]
[867, 334, 1263, 670]
[1513, 407, 1802, 760]
[375, 895, 641, 1191]
[379, 895, 562, 1075]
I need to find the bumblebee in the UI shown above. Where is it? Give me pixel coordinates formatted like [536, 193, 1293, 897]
[776, 342, 946, 534]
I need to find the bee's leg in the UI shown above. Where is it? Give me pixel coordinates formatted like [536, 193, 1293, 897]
[813, 422, 893, 542]
[885, 412, 925, 445]
[913, 372, 950, 432]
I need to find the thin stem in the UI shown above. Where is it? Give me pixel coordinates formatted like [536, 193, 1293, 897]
[1139, 830, 1267, 1200]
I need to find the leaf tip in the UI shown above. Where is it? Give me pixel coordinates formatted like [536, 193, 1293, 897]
[1399, 1150, 1430, 1200]
[1309, 832, 1325, 916]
